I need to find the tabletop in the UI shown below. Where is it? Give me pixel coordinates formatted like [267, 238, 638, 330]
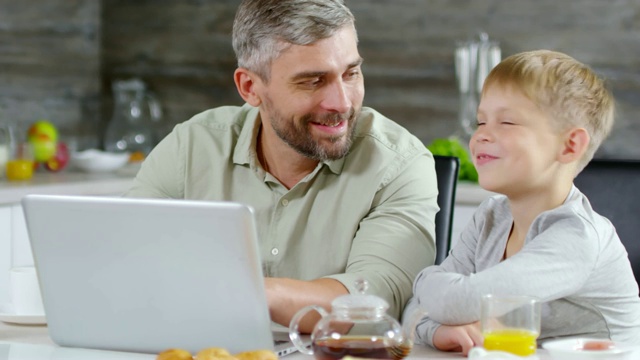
[0, 321, 558, 360]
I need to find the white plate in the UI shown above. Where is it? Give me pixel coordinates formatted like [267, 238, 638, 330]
[542, 338, 640, 360]
[0, 303, 46, 325]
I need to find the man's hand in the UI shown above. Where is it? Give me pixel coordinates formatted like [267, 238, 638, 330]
[264, 277, 349, 332]
[432, 322, 483, 356]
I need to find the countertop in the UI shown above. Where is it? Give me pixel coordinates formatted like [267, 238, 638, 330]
[0, 165, 139, 206]
[0, 167, 495, 207]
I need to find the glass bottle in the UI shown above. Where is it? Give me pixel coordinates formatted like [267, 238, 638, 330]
[103, 79, 162, 158]
[0, 122, 11, 179]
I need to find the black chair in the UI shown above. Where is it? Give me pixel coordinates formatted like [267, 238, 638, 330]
[434, 155, 460, 265]
[574, 158, 640, 290]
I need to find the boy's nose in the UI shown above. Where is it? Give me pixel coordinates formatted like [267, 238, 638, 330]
[472, 126, 492, 143]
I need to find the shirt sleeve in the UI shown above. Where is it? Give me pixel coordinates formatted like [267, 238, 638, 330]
[124, 125, 185, 199]
[403, 204, 483, 346]
[413, 205, 599, 326]
[325, 151, 439, 319]
[402, 295, 443, 347]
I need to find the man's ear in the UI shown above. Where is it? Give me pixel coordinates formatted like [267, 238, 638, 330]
[234, 68, 263, 107]
[559, 127, 590, 164]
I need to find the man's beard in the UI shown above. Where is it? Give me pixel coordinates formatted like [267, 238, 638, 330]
[263, 97, 359, 161]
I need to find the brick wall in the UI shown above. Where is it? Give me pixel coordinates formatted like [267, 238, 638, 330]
[1, 0, 639, 158]
[0, 0, 101, 148]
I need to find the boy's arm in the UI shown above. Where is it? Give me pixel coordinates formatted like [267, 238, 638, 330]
[432, 322, 483, 356]
[404, 205, 483, 346]
[415, 212, 598, 325]
[405, 297, 482, 355]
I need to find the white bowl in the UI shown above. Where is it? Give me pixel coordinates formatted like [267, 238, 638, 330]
[542, 338, 640, 360]
[70, 149, 130, 173]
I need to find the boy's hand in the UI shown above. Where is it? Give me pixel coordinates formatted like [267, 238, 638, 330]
[432, 322, 483, 356]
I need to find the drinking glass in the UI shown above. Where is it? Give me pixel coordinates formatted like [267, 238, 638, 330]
[6, 142, 35, 181]
[481, 294, 541, 356]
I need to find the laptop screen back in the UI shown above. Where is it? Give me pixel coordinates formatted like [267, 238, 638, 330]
[22, 194, 274, 354]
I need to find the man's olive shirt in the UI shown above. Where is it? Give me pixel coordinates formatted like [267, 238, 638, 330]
[125, 104, 438, 318]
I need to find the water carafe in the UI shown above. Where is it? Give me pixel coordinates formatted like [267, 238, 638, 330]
[455, 32, 501, 140]
[104, 78, 162, 158]
[0, 120, 13, 178]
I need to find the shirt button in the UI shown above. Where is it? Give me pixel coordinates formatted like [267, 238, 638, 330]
[281, 199, 289, 206]
[271, 248, 279, 256]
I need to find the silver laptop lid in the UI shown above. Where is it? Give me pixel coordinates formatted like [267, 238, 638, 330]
[22, 194, 274, 354]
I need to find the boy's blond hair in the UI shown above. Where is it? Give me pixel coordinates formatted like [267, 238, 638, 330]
[482, 50, 615, 173]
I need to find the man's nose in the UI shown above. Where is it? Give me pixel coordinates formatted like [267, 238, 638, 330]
[320, 80, 351, 113]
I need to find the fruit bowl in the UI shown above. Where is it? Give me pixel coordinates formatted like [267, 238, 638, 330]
[70, 149, 130, 173]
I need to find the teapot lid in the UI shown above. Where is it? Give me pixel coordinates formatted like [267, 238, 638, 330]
[331, 278, 389, 313]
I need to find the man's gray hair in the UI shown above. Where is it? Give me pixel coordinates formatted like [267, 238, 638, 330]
[232, 0, 356, 82]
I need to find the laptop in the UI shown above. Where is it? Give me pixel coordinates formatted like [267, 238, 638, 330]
[21, 194, 304, 356]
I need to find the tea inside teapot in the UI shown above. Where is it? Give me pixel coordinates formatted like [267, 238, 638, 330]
[312, 335, 412, 360]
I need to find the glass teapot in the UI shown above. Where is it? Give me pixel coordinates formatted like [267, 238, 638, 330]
[103, 78, 163, 157]
[289, 279, 427, 360]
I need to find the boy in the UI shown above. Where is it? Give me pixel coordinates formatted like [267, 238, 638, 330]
[403, 50, 640, 355]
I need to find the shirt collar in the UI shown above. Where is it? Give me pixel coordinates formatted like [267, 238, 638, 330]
[232, 104, 260, 167]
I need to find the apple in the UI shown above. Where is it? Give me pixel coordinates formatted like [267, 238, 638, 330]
[27, 120, 58, 162]
[44, 142, 70, 172]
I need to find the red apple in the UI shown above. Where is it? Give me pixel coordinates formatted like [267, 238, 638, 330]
[44, 142, 70, 172]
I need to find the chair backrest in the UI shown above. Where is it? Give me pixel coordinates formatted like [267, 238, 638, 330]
[574, 158, 640, 289]
[434, 155, 460, 265]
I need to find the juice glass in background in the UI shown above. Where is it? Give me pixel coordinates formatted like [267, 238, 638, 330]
[6, 142, 35, 181]
[481, 294, 541, 356]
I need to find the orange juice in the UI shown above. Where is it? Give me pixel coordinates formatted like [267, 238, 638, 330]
[483, 329, 538, 356]
[6, 159, 34, 181]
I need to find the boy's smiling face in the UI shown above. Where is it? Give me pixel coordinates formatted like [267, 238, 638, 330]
[470, 84, 566, 196]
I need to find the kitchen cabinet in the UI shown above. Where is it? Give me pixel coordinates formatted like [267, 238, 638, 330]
[0, 169, 136, 304]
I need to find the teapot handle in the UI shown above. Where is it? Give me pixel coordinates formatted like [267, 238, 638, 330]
[288, 305, 328, 355]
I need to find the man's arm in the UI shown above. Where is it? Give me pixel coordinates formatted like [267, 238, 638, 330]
[267, 152, 438, 330]
[327, 152, 438, 319]
[265, 277, 348, 332]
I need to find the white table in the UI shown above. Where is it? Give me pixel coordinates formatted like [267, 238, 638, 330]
[0, 321, 559, 360]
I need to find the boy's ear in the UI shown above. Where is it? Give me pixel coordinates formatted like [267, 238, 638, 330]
[559, 127, 590, 163]
[234, 68, 263, 107]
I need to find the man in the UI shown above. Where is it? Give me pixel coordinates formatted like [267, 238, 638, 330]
[125, 0, 438, 331]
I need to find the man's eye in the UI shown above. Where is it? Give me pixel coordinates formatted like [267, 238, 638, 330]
[301, 78, 323, 87]
[345, 70, 360, 79]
